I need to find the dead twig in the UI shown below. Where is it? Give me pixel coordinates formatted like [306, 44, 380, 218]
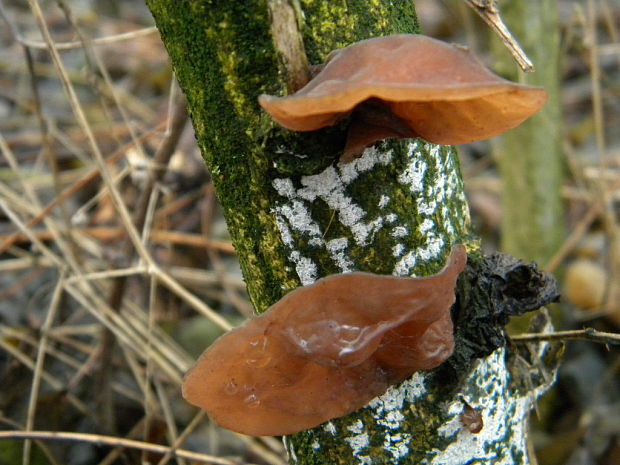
[19, 27, 158, 51]
[23, 273, 65, 465]
[94, 95, 189, 431]
[0, 227, 235, 254]
[0, 431, 250, 465]
[545, 201, 602, 272]
[512, 328, 620, 346]
[464, 0, 534, 71]
[0, 125, 164, 256]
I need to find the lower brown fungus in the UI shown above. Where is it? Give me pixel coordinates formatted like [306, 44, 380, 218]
[182, 246, 467, 436]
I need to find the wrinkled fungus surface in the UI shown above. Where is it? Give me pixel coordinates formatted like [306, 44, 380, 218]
[259, 34, 547, 161]
[446, 251, 561, 376]
[183, 246, 467, 436]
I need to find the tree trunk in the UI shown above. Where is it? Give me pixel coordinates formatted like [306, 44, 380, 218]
[146, 1, 558, 463]
[492, 0, 565, 265]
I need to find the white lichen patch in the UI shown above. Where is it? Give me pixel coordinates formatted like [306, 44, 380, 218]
[272, 141, 468, 284]
[417, 237, 444, 262]
[347, 419, 365, 434]
[368, 372, 427, 413]
[397, 141, 425, 193]
[326, 237, 353, 272]
[274, 216, 318, 285]
[343, 431, 370, 453]
[290, 252, 317, 285]
[274, 213, 294, 246]
[309, 237, 323, 247]
[381, 409, 406, 429]
[339, 146, 394, 183]
[392, 243, 405, 257]
[273, 177, 296, 199]
[278, 200, 323, 239]
[391, 226, 408, 238]
[364, 376, 425, 462]
[391, 143, 469, 274]
[379, 195, 391, 208]
[393, 250, 417, 276]
[426, 347, 556, 465]
[298, 166, 383, 245]
[419, 218, 434, 235]
[383, 432, 411, 461]
[344, 420, 372, 464]
[272, 146, 397, 281]
[324, 421, 337, 435]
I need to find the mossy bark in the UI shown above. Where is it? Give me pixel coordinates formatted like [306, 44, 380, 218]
[491, 0, 565, 265]
[145, 0, 421, 313]
[146, 1, 555, 463]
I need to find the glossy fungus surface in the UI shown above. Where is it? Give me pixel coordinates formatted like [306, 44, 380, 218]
[182, 245, 467, 436]
[258, 34, 548, 161]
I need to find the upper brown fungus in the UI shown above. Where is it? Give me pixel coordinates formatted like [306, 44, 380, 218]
[259, 34, 548, 162]
[182, 245, 467, 436]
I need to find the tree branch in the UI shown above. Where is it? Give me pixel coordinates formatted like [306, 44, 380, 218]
[512, 328, 620, 346]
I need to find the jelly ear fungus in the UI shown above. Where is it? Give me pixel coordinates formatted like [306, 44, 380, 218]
[259, 34, 548, 162]
[182, 246, 467, 436]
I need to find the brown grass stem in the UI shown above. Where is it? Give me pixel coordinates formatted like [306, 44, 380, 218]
[0, 431, 248, 465]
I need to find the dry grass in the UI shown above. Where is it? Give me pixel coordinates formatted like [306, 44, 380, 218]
[0, 1, 619, 465]
[0, 1, 284, 464]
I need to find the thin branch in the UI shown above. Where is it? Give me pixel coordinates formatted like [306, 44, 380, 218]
[153, 380, 190, 465]
[23, 272, 65, 465]
[512, 328, 620, 346]
[0, 227, 235, 254]
[92, 96, 188, 429]
[103, 96, 188, 318]
[23, 41, 76, 259]
[544, 200, 602, 272]
[21, 27, 159, 51]
[464, 0, 535, 72]
[155, 411, 206, 465]
[0, 431, 250, 465]
[0, 200, 185, 381]
[55, 0, 151, 162]
[27, 0, 152, 266]
[0, 416, 60, 465]
[0, 124, 164, 256]
[152, 266, 234, 331]
[141, 274, 159, 463]
[0, 3, 157, 50]
[0, 334, 91, 416]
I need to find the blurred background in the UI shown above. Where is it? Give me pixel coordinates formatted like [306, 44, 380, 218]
[0, 1, 618, 464]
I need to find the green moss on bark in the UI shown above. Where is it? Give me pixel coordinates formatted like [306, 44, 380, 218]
[146, 0, 422, 312]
